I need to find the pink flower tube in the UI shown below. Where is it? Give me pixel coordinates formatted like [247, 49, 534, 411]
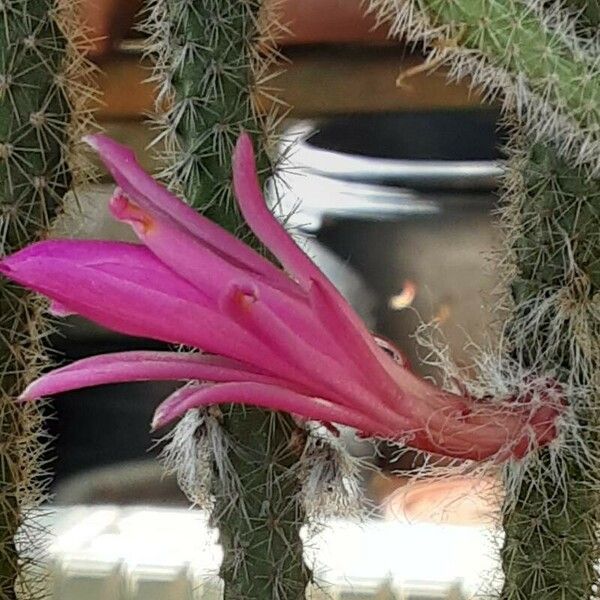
[0, 133, 561, 462]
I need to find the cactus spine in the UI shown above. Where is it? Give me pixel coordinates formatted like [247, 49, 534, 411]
[568, 0, 600, 29]
[367, 0, 600, 174]
[498, 137, 600, 600]
[366, 0, 599, 598]
[499, 6, 599, 599]
[145, 1, 310, 598]
[0, 2, 93, 598]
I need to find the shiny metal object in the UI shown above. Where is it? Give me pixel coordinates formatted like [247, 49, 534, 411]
[283, 120, 503, 189]
[276, 113, 504, 231]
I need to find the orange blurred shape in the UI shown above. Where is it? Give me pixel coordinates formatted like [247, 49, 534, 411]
[383, 475, 500, 525]
[433, 303, 452, 324]
[388, 280, 417, 311]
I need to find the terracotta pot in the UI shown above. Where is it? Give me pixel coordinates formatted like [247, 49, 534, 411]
[278, 0, 390, 45]
[84, 0, 390, 59]
[379, 475, 499, 525]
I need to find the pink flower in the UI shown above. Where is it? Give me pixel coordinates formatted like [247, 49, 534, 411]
[0, 134, 560, 462]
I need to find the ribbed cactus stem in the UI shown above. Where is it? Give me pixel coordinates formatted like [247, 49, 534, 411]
[367, 0, 600, 174]
[366, 0, 599, 597]
[0, 2, 93, 598]
[499, 4, 599, 597]
[427, 0, 595, 115]
[499, 137, 600, 600]
[146, 1, 310, 597]
[214, 411, 308, 599]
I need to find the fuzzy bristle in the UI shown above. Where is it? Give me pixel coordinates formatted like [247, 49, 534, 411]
[159, 407, 237, 509]
[365, 0, 600, 176]
[298, 425, 365, 524]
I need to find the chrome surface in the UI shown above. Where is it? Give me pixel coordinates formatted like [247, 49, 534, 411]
[276, 113, 504, 231]
[283, 121, 503, 190]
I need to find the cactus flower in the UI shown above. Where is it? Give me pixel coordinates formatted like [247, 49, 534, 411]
[0, 134, 561, 462]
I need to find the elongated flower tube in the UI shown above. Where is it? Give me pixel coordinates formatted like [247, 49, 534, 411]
[0, 134, 562, 462]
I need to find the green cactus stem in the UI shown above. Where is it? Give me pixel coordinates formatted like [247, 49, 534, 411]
[498, 136, 600, 600]
[366, 0, 599, 174]
[499, 4, 599, 597]
[366, 1, 599, 598]
[145, 1, 310, 598]
[0, 2, 93, 598]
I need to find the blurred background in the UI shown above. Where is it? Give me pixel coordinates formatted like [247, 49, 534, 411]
[42, 1, 505, 598]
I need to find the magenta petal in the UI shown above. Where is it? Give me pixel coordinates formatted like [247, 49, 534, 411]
[6, 239, 210, 305]
[21, 351, 312, 400]
[84, 134, 293, 289]
[108, 190, 350, 358]
[220, 282, 413, 432]
[109, 188, 308, 308]
[152, 384, 209, 429]
[307, 278, 400, 404]
[0, 241, 286, 367]
[232, 133, 325, 290]
[152, 382, 398, 436]
[232, 135, 390, 367]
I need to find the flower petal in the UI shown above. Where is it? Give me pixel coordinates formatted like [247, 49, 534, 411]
[7, 239, 210, 304]
[0, 241, 292, 369]
[233, 133, 324, 290]
[307, 278, 401, 403]
[84, 134, 292, 289]
[111, 190, 352, 361]
[152, 381, 399, 436]
[233, 135, 401, 382]
[21, 351, 306, 400]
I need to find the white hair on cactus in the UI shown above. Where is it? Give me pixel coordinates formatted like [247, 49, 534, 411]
[297, 424, 365, 523]
[159, 404, 243, 510]
[364, 0, 600, 176]
[158, 408, 215, 508]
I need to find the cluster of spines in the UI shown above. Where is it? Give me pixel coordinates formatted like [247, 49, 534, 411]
[0, 1, 95, 598]
[364, 0, 599, 598]
[494, 131, 600, 600]
[141, 0, 288, 226]
[365, 0, 600, 176]
[142, 1, 313, 598]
